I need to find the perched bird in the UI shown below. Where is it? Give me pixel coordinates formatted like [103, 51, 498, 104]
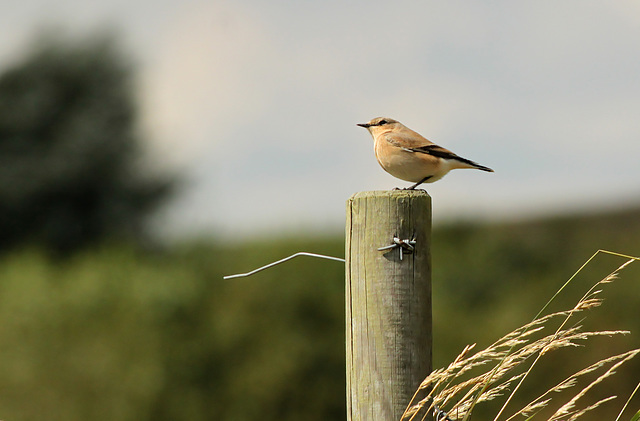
[357, 117, 493, 190]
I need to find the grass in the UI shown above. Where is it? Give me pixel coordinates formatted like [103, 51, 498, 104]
[402, 250, 640, 421]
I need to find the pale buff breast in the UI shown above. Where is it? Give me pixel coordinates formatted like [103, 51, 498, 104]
[374, 139, 434, 182]
[374, 138, 468, 183]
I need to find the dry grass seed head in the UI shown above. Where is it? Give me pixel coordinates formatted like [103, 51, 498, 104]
[406, 255, 637, 421]
[548, 349, 640, 421]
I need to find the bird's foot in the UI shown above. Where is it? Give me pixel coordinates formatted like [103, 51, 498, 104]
[391, 186, 428, 193]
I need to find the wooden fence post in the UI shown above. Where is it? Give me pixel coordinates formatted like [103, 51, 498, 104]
[346, 190, 432, 421]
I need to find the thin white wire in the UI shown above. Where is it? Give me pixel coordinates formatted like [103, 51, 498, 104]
[223, 252, 345, 279]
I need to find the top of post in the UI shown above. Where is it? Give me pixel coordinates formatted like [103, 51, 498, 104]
[348, 190, 431, 201]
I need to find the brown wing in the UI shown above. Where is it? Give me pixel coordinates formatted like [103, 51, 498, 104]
[406, 144, 494, 172]
[383, 129, 433, 149]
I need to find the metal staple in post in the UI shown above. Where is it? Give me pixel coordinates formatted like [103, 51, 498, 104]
[378, 236, 417, 261]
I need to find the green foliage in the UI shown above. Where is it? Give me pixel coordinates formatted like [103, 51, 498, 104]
[0, 239, 345, 421]
[0, 208, 638, 420]
[0, 34, 173, 254]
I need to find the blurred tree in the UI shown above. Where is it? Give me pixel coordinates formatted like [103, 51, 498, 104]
[0, 34, 173, 254]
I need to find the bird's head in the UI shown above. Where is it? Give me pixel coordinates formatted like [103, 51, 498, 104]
[357, 117, 402, 137]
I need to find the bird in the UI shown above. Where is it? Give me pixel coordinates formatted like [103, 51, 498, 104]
[357, 117, 493, 190]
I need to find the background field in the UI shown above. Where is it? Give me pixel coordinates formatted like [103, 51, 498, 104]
[0, 205, 637, 421]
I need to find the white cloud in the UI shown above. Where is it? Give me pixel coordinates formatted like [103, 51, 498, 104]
[139, 1, 281, 166]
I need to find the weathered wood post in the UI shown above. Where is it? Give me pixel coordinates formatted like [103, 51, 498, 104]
[346, 190, 432, 421]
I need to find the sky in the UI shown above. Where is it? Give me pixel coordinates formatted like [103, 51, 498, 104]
[2, 0, 640, 240]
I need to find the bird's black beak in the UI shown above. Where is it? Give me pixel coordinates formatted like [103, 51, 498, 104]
[357, 123, 371, 128]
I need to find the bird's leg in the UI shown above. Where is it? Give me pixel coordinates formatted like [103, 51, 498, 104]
[406, 176, 432, 190]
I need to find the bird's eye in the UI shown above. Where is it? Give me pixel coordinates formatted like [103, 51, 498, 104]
[378, 119, 388, 125]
